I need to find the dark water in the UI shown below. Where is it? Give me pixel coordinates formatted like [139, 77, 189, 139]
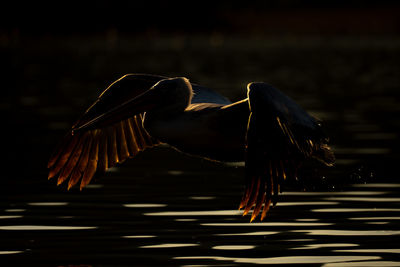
[1, 35, 400, 266]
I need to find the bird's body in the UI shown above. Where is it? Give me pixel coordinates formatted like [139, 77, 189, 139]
[145, 100, 249, 161]
[48, 74, 335, 221]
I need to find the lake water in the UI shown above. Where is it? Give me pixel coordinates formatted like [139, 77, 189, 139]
[1, 35, 399, 266]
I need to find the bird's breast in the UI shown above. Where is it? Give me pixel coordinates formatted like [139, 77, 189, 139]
[143, 107, 248, 162]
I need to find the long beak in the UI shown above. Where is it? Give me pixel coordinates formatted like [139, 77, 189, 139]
[72, 88, 160, 133]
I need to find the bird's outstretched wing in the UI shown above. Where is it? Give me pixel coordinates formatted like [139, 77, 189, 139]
[191, 84, 232, 105]
[47, 74, 166, 190]
[240, 83, 335, 221]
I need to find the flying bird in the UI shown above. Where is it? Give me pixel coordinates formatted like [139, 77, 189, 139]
[48, 74, 335, 221]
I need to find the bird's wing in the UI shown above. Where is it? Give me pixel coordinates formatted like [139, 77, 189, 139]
[191, 84, 232, 105]
[47, 74, 167, 190]
[240, 83, 335, 221]
[72, 74, 167, 129]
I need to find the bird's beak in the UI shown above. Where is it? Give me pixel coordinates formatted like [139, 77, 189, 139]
[72, 88, 160, 133]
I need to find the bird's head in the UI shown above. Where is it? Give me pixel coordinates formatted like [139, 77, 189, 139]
[145, 77, 193, 117]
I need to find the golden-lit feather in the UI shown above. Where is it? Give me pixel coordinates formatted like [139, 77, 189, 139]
[251, 178, 265, 222]
[123, 119, 139, 156]
[260, 198, 272, 221]
[68, 135, 93, 190]
[97, 130, 108, 173]
[138, 114, 155, 146]
[131, 116, 146, 151]
[116, 121, 129, 163]
[48, 117, 159, 190]
[57, 132, 89, 185]
[107, 126, 119, 166]
[80, 130, 100, 189]
[48, 133, 80, 179]
[47, 133, 73, 169]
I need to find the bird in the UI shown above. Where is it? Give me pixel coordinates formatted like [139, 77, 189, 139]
[48, 74, 335, 222]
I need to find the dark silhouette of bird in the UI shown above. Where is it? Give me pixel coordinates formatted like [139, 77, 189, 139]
[48, 74, 335, 221]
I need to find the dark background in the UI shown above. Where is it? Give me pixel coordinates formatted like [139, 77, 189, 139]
[2, 0, 400, 35]
[2, 0, 400, 180]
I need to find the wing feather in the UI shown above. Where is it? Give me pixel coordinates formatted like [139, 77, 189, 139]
[48, 133, 80, 179]
[80, 130, 100, 189]
[131, 116, 146, 151]
[137, 114, 155, 146]
[57, 132, 89, 185]
[47, 133, 73, 169]
[107, 126, 119, 166]
[72, 74, 166, 130]
[68, 135, 93, 189]
[123, 118, 139, 156]
[48, 74, 165, 189]
[97, 130, 108, 173]
[49, 117, 159, 189]
[240, 83, 335, 221]
[252, 181, 266, 221]
[116, 121, 129, 163]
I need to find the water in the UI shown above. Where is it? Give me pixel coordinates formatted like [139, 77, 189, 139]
[1, 183, 400, 266]
[1, 35, 400, 266]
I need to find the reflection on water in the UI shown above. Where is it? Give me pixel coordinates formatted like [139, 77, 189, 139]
[123, 203, 167, 208]
[4, 209, 26, 213]
[291, 229, 400, 236]
[286, 239, 316, 242]
[334, 249, 400, 254]
[1, 184, 399, 265]
[282, 191, 386, 195]
[175, 218, 199, 222]
[352, 184, 400, 188]
[212, 245, 255, 250]
[122, 235, 156, 239]
[365, 222, 390, 225]
[140, 243, 199, 249]
[277, 201, 339, 205]
[0, 216, 23, 219]
[349, 217, 400, 220]
[189, 196, 217, 200]
[27, 202, 68, 206]
[313, 208, 400, 212]
[324, 197, 400, 202]
[145, 210, 242, 216]
[323, 261, 400, 267]
[215, 231, 279, 236]
[202, 222, 333, 227]
[295, 218, 319, 221]
[292, 243, 359, 250]
[0, 251, 24, 255]
[175, 255, 381, 265]
[85, 184, 104, 189]
[0, 225, 97, 230]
